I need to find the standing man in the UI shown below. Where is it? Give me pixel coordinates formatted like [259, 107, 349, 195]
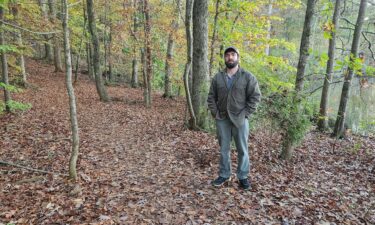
[207, 46, 261, 190]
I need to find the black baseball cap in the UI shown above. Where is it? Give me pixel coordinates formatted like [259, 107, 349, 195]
[224, 46, 239, 56]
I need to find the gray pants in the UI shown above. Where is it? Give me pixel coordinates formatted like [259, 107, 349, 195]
[216, 118, 250, 180]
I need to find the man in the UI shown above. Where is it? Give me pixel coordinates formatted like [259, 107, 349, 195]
[207, 46, 261, 190]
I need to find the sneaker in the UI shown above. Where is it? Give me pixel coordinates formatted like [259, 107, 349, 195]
[239, 178, 251, 190]
[211, 176, 231, 187]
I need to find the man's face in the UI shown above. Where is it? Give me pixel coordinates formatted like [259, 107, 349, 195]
[224, 51, 239, 69]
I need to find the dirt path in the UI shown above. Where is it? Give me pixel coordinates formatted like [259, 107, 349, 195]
[1, 59, 374, 224]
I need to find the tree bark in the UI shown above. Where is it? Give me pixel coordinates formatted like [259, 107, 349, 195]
[265, 0, 273, 56]
[143, 0, 152, 107]
[280, 0, 317, 160]
[48, 0, 63, 72]
[131, 0, 139, 88]
[86, 0, 110, 102]
[318, 0, 342, 131]
[163, 0, 181, 98]
[62, 0, 80, 181]
[208, 0, 221, 78]
[141, 48, 150, 106]
[333, 0, 367, 138]
[184, 0, 197, 129]
[192, 0, 209, 128]
[40, 0, 53, 61]
[10, 1, 27, 85]
[0, 7, 11, 112]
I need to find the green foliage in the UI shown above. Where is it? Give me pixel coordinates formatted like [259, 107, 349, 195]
[0, 44, 20, 54]
[255, 90, 314, 145]
[0, 100, 32, 113]
[0, 82, 21, 92]
[366, 66, 375, 77]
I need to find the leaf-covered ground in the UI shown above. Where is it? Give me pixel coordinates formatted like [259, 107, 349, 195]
[1, 59, 374, 225]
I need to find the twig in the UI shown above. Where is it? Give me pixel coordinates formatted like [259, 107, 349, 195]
[0, 160, 66, 176]
[308, 80, 344, 95]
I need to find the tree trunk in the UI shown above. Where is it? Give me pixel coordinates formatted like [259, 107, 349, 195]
[265, 0, 273, 56]
[48, 0, 63, 72]
[143, 0, 152, 107]
[318, 0, 341, 131]
[108, 27, 113, 81]
[131, 0, 139, 88]
[333, 0, 367, 138]
[141, 48, 150, 106]
[280, 0, 317, 160]
[192, 0, 209, 128]
[209, 0, 221, 78]
[86, 0, 110, 102]
[62, 0, 80, 181]
[0, 7, 11, 112]
[163, 0, 181, 98]
[10, 1, 27, 85]
[184, 0, 197, 129]
[74, 1, 87, 84]
[40, 0, 53, 61]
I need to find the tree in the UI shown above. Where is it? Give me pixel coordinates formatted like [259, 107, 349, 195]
[280, 0, 317, 160]
[318, 0, 342, 131]
[183, 0, 197, 129]
[192, 0, 208, 128]
[61, 0, 80, 181]
[265, 0, 274, 56]
[39, 0, 53, 62]
[86, 0, 110, 102]
[131, 0, 139, 88]
[0, 6, 10, 112]
[48, 0, 63, 72]
[208, 0, 221, 78]
[163, 0, 181, 98]
[333, 0, 368, 138]
[10, 0, 27, 85]
[143, 0, 152, 107]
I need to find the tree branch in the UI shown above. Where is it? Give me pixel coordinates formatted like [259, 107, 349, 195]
[308, 80, 344, 95]
[0, 160, 66, 176]
[341, 17, 356, 26]
[0, 20, 61, 35]
[362, 32, 375, 61]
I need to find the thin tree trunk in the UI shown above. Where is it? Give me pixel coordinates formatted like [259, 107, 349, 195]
[333, 0, 367, 138]
[48, 0, 63, 72]
[209, 0, 221, 78]
[10, 1, 27, 85]
[108, 26, 113, 81]
[143, 0, 152, 107]
[265, 0, 273, 56]
[131, 0, 139, 88]
[184, 0, 197, 129]
[74, 0, 87, 84]
[163, 0, 181, 98]
[0, 7, 11, 112]
[62, 0, 80, 181]
[141, 48, 150, 106]
[192, 0, 209, 128]
[87, 0, 110, 102]
[318, 0, 341, 131]
[280, 0, 317, 160]
[40, 0, 53, 61]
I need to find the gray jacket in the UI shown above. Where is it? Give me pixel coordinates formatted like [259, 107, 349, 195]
[207, 67, 261, 128]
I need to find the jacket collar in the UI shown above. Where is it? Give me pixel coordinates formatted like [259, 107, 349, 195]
[220, 66, 243, 90]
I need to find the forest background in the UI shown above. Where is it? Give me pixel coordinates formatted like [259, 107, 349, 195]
[1, 0, 375, 224]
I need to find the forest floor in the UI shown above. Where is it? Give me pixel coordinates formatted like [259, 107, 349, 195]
[1, 59, 375, 225]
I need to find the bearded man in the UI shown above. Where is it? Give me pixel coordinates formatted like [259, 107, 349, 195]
[207, 46, 261, 190]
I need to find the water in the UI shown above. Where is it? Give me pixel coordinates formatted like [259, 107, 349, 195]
[322, 76, 375, 135]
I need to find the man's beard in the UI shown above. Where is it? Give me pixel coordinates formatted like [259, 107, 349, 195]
[225, 60, 238, 69]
